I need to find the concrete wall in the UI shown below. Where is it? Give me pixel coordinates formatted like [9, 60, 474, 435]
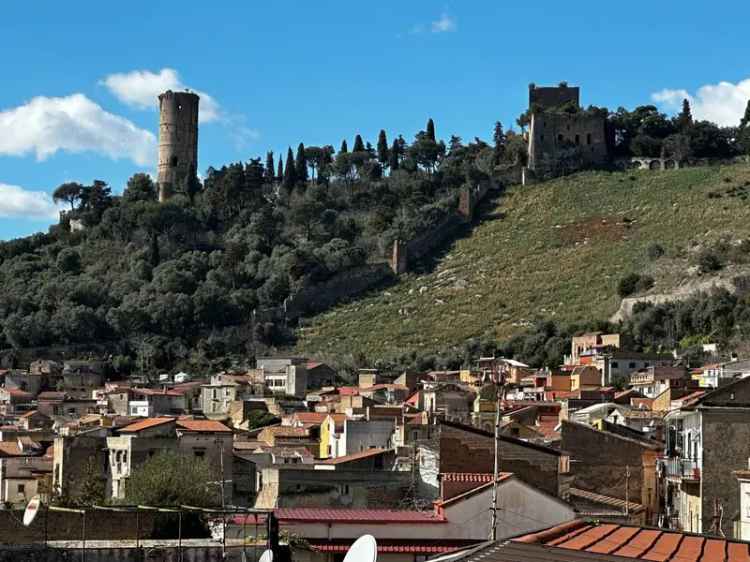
[342, 419, 395, 456]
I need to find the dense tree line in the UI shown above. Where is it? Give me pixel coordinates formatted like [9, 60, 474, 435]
[0, 119, 516, 372]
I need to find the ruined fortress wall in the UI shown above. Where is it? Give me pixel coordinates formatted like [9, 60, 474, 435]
[157, 91, 199, 202]
[529, 85, 580, 110]
[528, 111, 609, 172]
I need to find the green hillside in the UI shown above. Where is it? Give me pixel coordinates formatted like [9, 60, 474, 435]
[296, 163, 750, 362]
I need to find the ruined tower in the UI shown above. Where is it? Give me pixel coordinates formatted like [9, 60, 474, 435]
[157, 90, 199, 202]
[526, 83, 611, 179]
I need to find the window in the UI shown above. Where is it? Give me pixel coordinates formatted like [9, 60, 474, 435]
[194, 450, 205, 458]
[587, 133, 592, 145]
[629, 362, 636, 369]
[557, 134, 563, 142]
[540, 134, 544, 142]
[18, 484, 25, 494]
[170, 156, 179, 167]
[575, 134, 580, 145]
[611, 362, 619, 369]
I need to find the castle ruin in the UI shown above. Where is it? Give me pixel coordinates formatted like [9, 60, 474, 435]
[157, 90, 199, 202]
[526, 83, 611, 179]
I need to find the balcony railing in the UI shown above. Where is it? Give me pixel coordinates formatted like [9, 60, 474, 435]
[662, 457, 700, 481]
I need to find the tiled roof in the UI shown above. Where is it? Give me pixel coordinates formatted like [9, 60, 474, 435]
[0, 442, 23, 457]
[264, 426, 309, 437]
[338, 387, 360, 396]
[119, 417, 175, 433]
[274, 507, 444, 523]
[441, 472, 494, 483]
[320, 448, 389, 465]
[436, 474, 514, 507]
[176, 419, 231, 433]
[291, 412, 343, 426]
[37, 391, 66, 401]
[308, 540, 475, 554]
[514, 520, 750, 561]
[4, 389, 34, 399]
[133, 387, 183, 397]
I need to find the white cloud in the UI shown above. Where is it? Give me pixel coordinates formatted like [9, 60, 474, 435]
[101, 68, 221, 123]
[0, 183, 62, 220]
[431, 13, 456, 33]
[652, 78, 750, 127]
[0, 94, 156, 166]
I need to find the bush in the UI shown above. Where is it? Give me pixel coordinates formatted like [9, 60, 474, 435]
[635, 274, 655, 293]
[56, 248, 81, 274]
[618, 273, 642, 298]
[698, 250, 722, 274]
[647, 243, 665, 260]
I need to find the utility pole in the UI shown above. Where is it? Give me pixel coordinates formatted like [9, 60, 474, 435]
[625, 465, 631, 518]
[490, 361, 506, 541]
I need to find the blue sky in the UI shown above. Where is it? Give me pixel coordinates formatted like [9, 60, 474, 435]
[2, 0, 750, 240]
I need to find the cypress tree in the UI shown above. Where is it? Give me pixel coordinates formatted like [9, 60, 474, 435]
[340, 139, 348, 153]
[295, 142, 309, 183]
[265, 151, 275, 182]
[426, 118, 436, 142]
[283, 147, 297, 188]
[389, 139, 400, 171]
[677, 99, 693, 130]
[277, 155, 284, 181]
[741, 100, 750, 130]
[377, 130, 389, 166]
[352, 134, 365, 153]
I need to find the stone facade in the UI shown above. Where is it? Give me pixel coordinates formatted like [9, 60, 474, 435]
[157, 90, 199, 202]
[527, 84, 611, 178]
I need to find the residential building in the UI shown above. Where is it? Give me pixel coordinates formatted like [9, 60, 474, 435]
[629, 366, 690, 398]
[661, 376, 750, 537]
[257, 357, 309, 398]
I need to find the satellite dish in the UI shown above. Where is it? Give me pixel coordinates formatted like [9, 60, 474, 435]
[258, 549, 274, 562]
[23, 495, 41, 526]
[344, 534, 377, 562]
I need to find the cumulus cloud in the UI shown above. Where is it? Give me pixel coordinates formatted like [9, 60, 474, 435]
[101, 68, 221, 123]
[431, 13, 456, 33]
[0, 94, 156, 165]
[652, 78, 750, 127]
[0, 183, 62, 220]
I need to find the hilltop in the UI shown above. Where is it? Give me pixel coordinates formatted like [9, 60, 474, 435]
[296, 163, 750, 364]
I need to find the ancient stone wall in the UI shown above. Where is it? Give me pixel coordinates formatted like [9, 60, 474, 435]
[157, 91, 199, 202]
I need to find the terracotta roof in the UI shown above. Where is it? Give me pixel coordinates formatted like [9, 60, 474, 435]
[176, 419, 231, 433]
[338, 387, 360, 396]
[133, 387, 183, 397]
[0, 442, 23, 457]
[514, 520, 750, 561]
[3, 389, 34, 399]
[308, 539, 475, 554]
[366, 383, 409, 392]
[274, 507, 444, 523]
[291, 412, 343, 426]
[436, 474, 514, 507]
[320, 448, 389, 465]
[441, 473, 494, 483]
[263, 426, 310, 438]
[119, 417, 175, 433]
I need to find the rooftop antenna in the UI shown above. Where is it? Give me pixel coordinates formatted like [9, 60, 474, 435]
[344, 534, 378, 562]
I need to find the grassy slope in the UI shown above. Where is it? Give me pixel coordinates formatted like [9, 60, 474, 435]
[296, 163, 750, 361]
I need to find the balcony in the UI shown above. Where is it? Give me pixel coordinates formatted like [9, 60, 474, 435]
[662, 457, 700, 482]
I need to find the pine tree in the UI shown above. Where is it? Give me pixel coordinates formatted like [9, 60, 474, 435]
[389, 139, 400, 171]
[377, 130, 389, 167]
[265, 151, 275, 182]
[340, 139, 348, 154]
[677, 99, 693, 130]
[283, 147, 297, 189]
[426, 118, 436, 142]
[295, 142, 309, 183]
[353, 134, 365, 153]
[493, 121, 506, 162]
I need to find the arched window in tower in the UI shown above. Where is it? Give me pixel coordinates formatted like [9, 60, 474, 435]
[575, 134, 580, 145]
[586, 133, 592, 145]
[170, 156, 179, 167]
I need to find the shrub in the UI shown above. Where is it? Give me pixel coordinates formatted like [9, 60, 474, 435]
[634, 275, 655, 293]
[618, 273, 642, 298]
[698, 250, 722, 274]
[647, 243, 665, 260]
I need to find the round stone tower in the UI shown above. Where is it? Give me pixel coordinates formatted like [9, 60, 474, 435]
[157, 90, 199, 202]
